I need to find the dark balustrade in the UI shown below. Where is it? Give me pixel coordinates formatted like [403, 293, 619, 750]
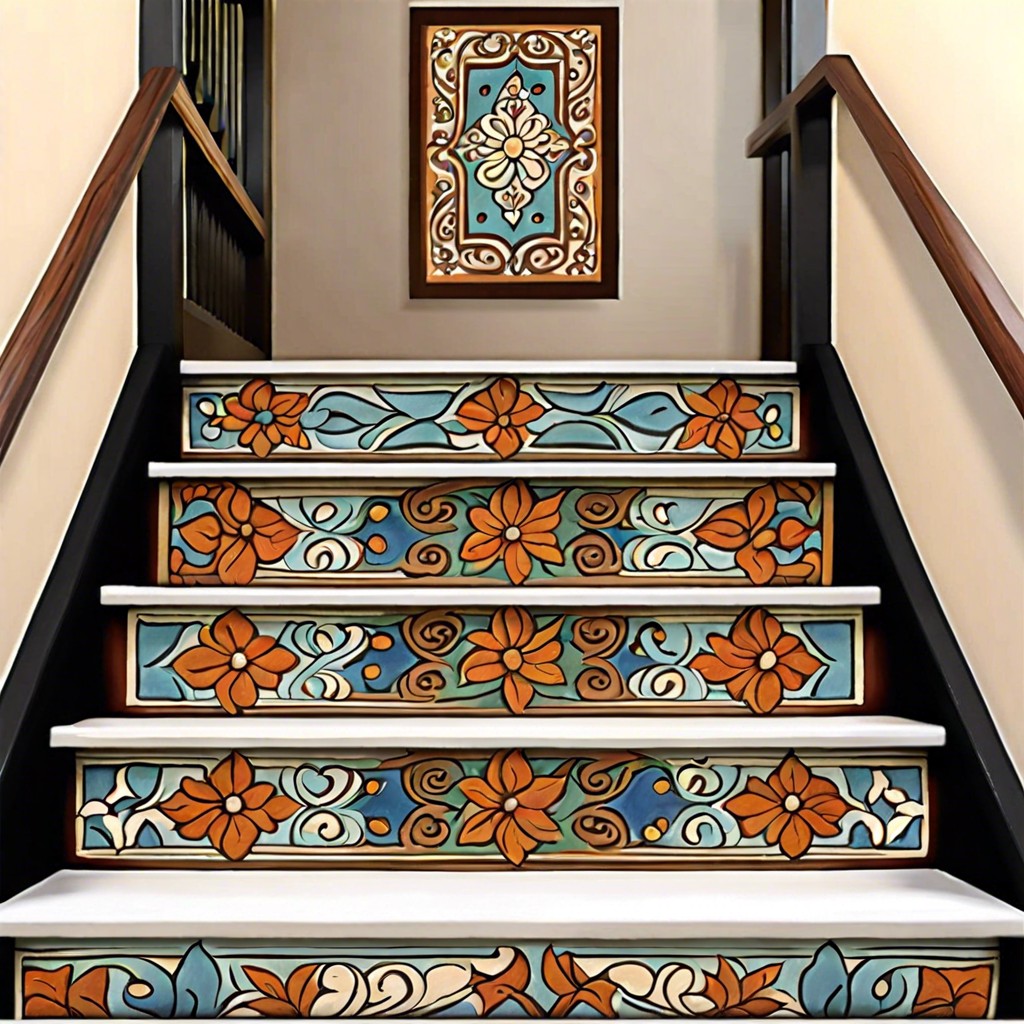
[184, 0, 249, 187]
[140, 0, 269, 356]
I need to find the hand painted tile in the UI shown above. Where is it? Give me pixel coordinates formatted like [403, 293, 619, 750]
[182, 375, 800, 459]
[75, 749, 927, 866]
[160, 478, 832, 586]
[16, 939, 998, 1018]
[125, 605, 864, 715]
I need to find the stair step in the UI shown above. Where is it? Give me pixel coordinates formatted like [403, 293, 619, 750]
[2, 867, 1020, 937]
[151, 460, 835, 479]
[179, 360, 801, 461]
[102, 585, 878, 716]
[181, 359, 801, 375]
[153, 463, 833, 587]
[101, 584, 881, 607]
[60, 717, 936, 867]
[7, 871, 1018, 1019]
[53, 715, 942, 750]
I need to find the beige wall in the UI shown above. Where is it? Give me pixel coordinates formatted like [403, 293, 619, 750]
[829, 2, 1024, 772]
[272, 0, 761, 359]
[0, 1, 139, 684]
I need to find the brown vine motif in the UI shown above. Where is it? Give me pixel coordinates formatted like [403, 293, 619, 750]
[692, 482, 822, 586]
[575, 488, 642, 530]
[399, 482, 463, 578]
[389, 755, 466, 850]
[170, 482, 300, 586]
[571, 616, 628, 701]
[722, 752, 852, 859]
[398, 610, 466, 702]
[688, 608, 825, 715]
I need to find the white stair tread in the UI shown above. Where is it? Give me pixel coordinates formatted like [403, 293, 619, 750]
[150, 460, 836, 479]
[181, 359, 798, 377]
[0, 869, 1019, 939]
[51, 715, 944, 751]
[100, 584, 881, 607]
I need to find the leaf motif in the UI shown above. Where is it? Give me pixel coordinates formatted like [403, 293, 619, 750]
[376, 388, 455, 420]
[530, 421, 622, 451]
[302, 393, 389, 431]
[799, 942, 850, 1017]
[378, 420, 452, 450]
[536, 383, 616, 414]
[609, 393, 687, 436]
[172, 942, 222, 1018]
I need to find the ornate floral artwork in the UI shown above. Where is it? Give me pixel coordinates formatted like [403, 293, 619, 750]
[75, 749, 927, 865]
[124, 605, 863, 715]
[161, 478, 831, 586]
[410, 8, 619, 297]
[17, 940, 998, 1018]
[183, 375, 800, 459]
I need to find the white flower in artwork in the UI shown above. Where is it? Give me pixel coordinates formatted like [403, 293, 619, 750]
[456, 72, 570, 226]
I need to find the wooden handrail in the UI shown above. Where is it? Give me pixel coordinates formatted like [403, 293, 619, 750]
[748, 55, 1024, 416]
[171, 81, 266, 237]
[0, 66, 265, 465]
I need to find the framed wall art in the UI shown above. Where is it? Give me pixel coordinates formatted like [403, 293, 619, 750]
[409, 6, 620, 299]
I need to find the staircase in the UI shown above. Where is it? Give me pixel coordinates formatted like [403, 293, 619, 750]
[1, 360, 1021, 1018]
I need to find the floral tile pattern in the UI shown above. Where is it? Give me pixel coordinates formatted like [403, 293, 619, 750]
[183, 376, 799, 459]
[161, 478, 831, 586]
[17, 940, 997, 1018]
[126, 606, 863, 715]
[75, 749, 927, 866]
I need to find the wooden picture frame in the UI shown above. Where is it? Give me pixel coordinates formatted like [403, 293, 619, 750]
[409, 6, 620, 299]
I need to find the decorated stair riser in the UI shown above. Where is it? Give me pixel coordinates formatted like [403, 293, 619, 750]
[73, 748, 929, 867]
[15, 939, 999, 1019]
[183, 373, 801, 460]
[113, 605, 871, 716]
[159, 477, 833, 587]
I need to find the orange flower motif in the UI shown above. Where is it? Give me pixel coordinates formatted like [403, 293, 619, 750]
[912, 966, 993, 1018]
[542, 947, 617, 1018]
[242, 964, 322, 1017]
[689, 608, 824, 714]
[700, 957, 785, 1017]
[461, 481, 565, 585]
[176, 482, 300, 585]
[723, 752, 851, 859]
[471, 948, 544, 1017]
[211, 379, 311, 459]
[693, 484, 818, 585]
[455, 378, 544, 458]
[172, 609, 298, 714]
[159, 751, 301, 861]
[679, 379, 765, 460]
[461, 608, 566, 714]
[23, 966, 109, 1018]
[457, 750, 567, 865]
